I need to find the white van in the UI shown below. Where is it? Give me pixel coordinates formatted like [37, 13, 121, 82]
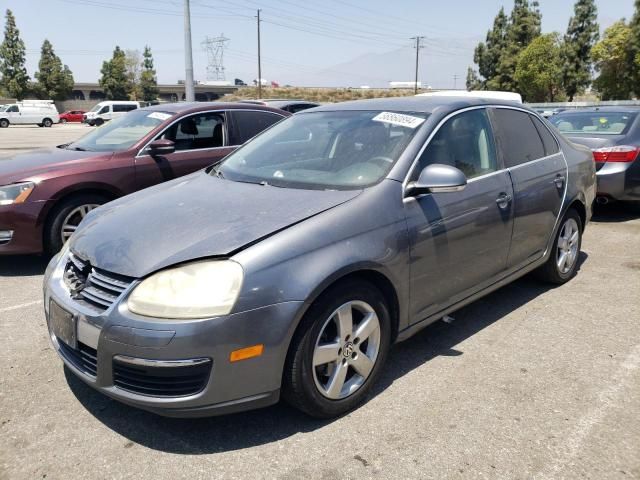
[0, 100, 60, 128]
[417, 90, 523, 104]
[84, 101, 140, 126]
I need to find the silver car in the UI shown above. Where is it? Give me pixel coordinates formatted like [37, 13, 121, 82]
[44, 97, 596, 418]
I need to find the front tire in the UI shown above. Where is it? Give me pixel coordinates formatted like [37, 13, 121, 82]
[283, 279, 391, 418]
[60, 118, 67, 124]
[44, 194, 108, 256]
[535, 208, 582, 284]
[94, 118, 104, 127]
[0, 119, 8, 128]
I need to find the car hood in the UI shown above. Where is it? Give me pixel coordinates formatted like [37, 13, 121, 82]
[0, 147, 105, 184]
[71, 172, 361, 278]
[566, 134, 625, 150]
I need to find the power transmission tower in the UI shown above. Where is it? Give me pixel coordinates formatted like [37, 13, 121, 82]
[202, 34, 230, 81]
[453, 74, 459, 90]
[410, 36, 425, 94]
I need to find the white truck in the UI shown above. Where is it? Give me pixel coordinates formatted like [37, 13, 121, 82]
[0, 100, 60, 128]
[83, 100, 140, 126]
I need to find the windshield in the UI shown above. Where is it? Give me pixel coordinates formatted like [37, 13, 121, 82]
[214, 110, 428, 190]
[550, 111, 638, 135]
[89, 104, 103, 113]
[67, 109, 173, 152]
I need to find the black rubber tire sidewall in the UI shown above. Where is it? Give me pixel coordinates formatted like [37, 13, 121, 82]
[44, 194, 108, 257]
[0, 119, 8, 128]
[283, 279, 391, 418]
[43, 119, 53, 127]
[94, 119, 104, 126]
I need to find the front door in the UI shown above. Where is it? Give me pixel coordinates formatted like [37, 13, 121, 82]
[490, 108, 567, 269]
[405, 108, 514, 323]
[134, 111, 235, 189]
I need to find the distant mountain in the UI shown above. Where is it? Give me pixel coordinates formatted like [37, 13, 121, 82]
[282, 38, 478, 89]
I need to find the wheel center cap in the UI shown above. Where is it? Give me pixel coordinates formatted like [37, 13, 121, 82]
[343, 342, 354, 358]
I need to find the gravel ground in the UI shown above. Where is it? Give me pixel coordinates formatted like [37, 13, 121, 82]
[0, 127, 639, 479]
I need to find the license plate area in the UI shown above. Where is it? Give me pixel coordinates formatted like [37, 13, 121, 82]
[49, 300, 76, 348]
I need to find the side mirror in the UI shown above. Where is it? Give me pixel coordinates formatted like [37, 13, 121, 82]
[148, 139, 175, 156]
[406, 164, 467, 196]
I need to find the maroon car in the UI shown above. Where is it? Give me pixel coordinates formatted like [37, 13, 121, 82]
[58, 110, 86, 123]
[0, 102, 289, 255]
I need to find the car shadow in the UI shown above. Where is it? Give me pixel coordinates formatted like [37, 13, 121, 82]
[0, 255, 48, 276]
[65, 253, 588, 455]
[592, 202, 640, 223]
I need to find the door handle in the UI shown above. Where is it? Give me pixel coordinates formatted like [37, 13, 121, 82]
[496, 193, 512, 209]
[554, 175, 565, 189]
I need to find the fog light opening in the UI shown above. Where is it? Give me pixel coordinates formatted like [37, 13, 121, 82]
[0, 230, 14, 244]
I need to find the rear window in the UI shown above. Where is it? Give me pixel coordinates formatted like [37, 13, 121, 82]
[550, 111, 637, 135]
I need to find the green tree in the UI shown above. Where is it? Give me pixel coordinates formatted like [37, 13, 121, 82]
[629, 0, 640, 95]
[139, 46, 159, 101]
[99, 46, 129, 100]
[515, 34, 564, 102]
[34, 39, 74, 100]
[471, 7, 509, 89]
[495, 0, 542, 92]
[562, 0, 598, 101]
[465, 66, 482, 91]
[591, 21, 634, 100]
[0, 9, 29, 100]
[124, 49, 142, 99]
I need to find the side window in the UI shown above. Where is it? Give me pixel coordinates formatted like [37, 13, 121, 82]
[113, 104, 137, 112]
[231, 110, 283, 144]
[161, 112, 225, 151]
[491, 109, 546, 167]
[7, 105, 19, 113]
[98, 106, 110, 114]
[530, 115, 559, 156]
[415, 109, 498, 180]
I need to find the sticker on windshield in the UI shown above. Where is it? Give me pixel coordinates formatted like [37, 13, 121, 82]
[147, 112, 172, 121]
[372, 112, 425, 129]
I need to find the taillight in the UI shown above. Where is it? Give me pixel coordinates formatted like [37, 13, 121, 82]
[592, 146, 640, 163]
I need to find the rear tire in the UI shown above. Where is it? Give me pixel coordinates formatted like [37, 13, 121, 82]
[44, 194, 108, 257]
[283, 279, 391, 418]
[0, 119, 8, 128]
[535, 208, 582, 284]
[43, 118, 53, 127]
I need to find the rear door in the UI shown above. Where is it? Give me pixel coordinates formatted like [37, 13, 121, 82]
[405, 107, 515, 321]
[490, 108, 566, 269]
[228, 109, 286, 144]
[134, 111, 235, 188]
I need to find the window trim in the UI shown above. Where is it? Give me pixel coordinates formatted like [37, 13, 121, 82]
[136, 109, 286, 157]
[402, 104, 563, 195]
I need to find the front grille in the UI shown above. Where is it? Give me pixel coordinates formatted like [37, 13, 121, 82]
[64, 253, 134, 312]
[58, 340, 98, 377]
[112, 358, 212, 397]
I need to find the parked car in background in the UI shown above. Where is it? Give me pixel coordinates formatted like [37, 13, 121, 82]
[59, 110, 86, 123]
[0, 100, 59, 128]
[239, 99, 320, 113]
[44, 96, 595, 419]
[83, 101, 140, 126]
[0, 102, 288, 255]
[550, 107, 640, 204]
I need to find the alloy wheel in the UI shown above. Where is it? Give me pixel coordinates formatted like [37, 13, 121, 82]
[61, 204, 100, 243]
[556, 217, 579, 274]
[312, 300, 381, 400]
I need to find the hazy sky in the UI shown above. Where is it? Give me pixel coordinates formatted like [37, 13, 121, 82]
[3, 0, 636, 88]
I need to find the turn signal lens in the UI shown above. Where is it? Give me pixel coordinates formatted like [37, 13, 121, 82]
[592, 146, 640, 163]
[229, 344, 264, 362]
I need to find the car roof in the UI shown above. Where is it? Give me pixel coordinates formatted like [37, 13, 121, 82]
[308, 95, 527, 114]
[140, 101, 289, 115]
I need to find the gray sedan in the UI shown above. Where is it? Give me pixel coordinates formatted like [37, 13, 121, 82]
[44, 97, 596, 418]
[550, 107, 640, 204]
